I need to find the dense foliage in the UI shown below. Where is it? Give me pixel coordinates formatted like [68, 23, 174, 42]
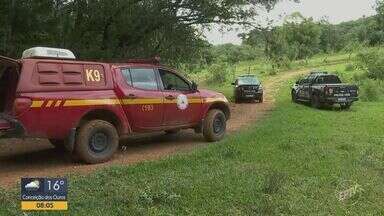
[0, 0, 281, 64]
[353, 49, 384, 101]
[243, 1, 384, 63]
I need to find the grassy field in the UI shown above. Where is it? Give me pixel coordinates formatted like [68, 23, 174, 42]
[1, 64, 383, 215]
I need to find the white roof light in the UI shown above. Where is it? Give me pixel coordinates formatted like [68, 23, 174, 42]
[22, 47, 76, 60]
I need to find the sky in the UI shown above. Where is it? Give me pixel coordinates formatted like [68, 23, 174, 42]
[204, 0, 378, 45]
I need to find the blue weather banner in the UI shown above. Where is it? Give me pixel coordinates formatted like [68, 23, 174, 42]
[20, 178, 68, 211]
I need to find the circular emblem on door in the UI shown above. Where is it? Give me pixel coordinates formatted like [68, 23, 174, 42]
[177, 94, 189, 110]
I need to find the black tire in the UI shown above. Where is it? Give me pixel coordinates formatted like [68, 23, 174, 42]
[75, 120, 119, 164]
[311, 94, 322, 109]
[49, 139, 66, 150]
[203, 109, 227, 142]
[340, 103, 351, 110]
[234, 96, 240, 104]
[291, 90, 297, 103]
[258, 94, 264, 103]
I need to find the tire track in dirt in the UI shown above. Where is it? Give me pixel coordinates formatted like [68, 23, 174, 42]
[0, 69, 308, 188]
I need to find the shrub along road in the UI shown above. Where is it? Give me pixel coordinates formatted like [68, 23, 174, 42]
[0, 69, 308, 188]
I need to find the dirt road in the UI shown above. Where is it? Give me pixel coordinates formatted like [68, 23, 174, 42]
[0, 69, 307, 188]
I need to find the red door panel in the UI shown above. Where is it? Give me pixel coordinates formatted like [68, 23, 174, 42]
[158, 68, 202, 126]
[163, 91, 201, 126]
[114, 67, 164, 132]
[122, 89, 164, 130]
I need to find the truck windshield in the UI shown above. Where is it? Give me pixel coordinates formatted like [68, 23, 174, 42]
[238, 77, 260, 85]
[317, 75, 341, 84]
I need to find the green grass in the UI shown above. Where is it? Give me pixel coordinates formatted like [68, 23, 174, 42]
[1, 77, 384, 215]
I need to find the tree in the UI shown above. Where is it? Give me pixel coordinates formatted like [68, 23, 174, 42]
[0, 0, 283, 65]
[244, 12, 322, 63]
[282, 13, 321, 60]
[318, 18, 341, 53]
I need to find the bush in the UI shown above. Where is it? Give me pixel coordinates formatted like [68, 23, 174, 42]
[352, 72, 368, 82]
[359, 79, 382, 102]
[271, 56, 292, 70]
[211, 44, 262, 64]
[206, 62, 230, 84]
[355, 50, 384, 80]
[345, 63, 354, 71]
[268, 69, 277, 76]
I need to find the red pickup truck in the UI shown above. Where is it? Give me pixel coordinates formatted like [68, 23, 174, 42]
[0, 47, 230, 164]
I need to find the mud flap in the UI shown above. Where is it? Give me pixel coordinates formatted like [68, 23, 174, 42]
[194, 121, 203, 134]
[0, 114, 25, 138]
[65, 128, 76, 153]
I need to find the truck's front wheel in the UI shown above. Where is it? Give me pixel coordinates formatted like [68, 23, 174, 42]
[291, 90, 298, 103]
[203, 109, 227, 142]
[75, 120, 119, 164]
[258, 94, 264, 103]
[311, 95, 322, 109]
[340, 103, 352, 110]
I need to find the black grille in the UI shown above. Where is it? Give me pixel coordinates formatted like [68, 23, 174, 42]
[241, 85, 259, 91]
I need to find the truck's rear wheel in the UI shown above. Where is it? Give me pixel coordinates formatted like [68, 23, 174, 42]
[75, 120, 119, 164]
[203, 109, 227, 142]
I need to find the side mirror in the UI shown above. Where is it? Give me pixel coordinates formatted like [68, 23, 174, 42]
[231, 82, 235, 85]
[295, 81, 299, 85]
[191, 81, 198, 91]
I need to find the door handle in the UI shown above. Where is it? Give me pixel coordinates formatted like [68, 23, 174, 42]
[127, 94, 137, 99]
[165, 95, 175, 100]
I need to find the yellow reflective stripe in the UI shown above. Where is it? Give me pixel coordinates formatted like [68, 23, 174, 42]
[204, 97, 228, 103]
[163, 99, 177, 104]
[163, 98, 202, 104]
[31, 100, 44, 108]
[46, 100, 54, 107]
[189, 98, 203, 104]
[55, 100, 62, 107]
[31, 97, 225, 108]
[122, 98, 163, 105]
[63, 99, 121, 107]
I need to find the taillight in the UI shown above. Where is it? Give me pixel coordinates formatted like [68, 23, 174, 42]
[13, 98, 32, 116]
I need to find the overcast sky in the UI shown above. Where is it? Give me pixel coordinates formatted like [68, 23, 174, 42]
[204, 0, 378, 45]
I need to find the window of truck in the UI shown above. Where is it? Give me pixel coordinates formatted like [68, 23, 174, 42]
[159, 69, 190, 91]
[316, 75, 342, 84]
[126, 68, 158, 90]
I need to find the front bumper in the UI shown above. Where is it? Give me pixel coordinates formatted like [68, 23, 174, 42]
[238, 91, 263, 100]
[0, 114, 25, 138]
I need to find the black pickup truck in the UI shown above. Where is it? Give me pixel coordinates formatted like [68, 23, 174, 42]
[291, 72, 359, 109]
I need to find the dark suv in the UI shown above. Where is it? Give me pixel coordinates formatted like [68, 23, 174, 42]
[232, 75, 263, 103]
